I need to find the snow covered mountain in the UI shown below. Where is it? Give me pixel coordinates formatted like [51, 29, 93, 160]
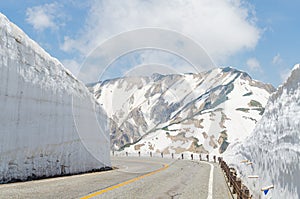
[0, 13, 110, 183]
[224, 64, 300, 199]
[90, 67, 275, 155]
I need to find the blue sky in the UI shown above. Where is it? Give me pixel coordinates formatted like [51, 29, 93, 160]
[0, 0, 299, 86]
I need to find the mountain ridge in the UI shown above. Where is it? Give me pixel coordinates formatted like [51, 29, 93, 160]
[90, 67, 275, 154]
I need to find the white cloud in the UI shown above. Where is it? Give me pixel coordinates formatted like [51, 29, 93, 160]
[280, 68, 291, 82]
[272, 53, 288, 82]
[137, 50, 195, 73]
[246, 57, 261, 72]
[272, 53, 283, 65]
[61, 59, 81, 76]
[61, 0, 261, 64]
[26, 3, 61, 31]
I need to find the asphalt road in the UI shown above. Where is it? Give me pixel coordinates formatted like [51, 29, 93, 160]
[0, 156, 232, 199]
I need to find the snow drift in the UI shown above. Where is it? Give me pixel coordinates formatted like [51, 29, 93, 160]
[0, 13, 110, 183]
[224, 64, 300, 198]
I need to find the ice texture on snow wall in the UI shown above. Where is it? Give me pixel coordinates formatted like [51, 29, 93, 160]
[0, 13, 110, 183]
[225, 64, 300, 199]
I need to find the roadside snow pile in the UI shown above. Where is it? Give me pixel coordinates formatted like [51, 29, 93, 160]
[224, 64, 300, 198]
[0, 13, 110, 183]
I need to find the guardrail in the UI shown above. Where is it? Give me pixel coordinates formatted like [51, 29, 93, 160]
[218, 157, 252, 199]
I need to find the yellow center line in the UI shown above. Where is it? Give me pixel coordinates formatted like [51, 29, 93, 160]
[81, 161, 169, 199]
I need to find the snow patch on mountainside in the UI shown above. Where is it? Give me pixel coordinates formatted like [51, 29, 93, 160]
[224, 64, 300, 198]
[91, 66, 275, 155]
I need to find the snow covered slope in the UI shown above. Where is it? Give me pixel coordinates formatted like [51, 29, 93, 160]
[90, 67, 274, 155]
[0, 13, 110, 183]
[224, 64, 300, 198]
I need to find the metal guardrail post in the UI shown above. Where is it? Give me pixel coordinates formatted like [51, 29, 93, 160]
[243, 187, 250, 199]
[232, 175, 237, 191]
[236, 178, 241, 197]
[229, 169, 235, 187]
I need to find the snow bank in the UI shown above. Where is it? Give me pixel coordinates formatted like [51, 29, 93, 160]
[0, 13, 110, 183]
[224, 64, 300, 198]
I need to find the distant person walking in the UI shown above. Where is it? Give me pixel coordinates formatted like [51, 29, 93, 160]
[206, 154, 209, 161]
[171, 153, 174, 159]
[150, 151, 152, 157]
[138, 151, 141, 157]
[181, 153, 184, 159]
[199, 154, 202, 161]
[191, 154, 193, 160]
[161, 152, 163, 158]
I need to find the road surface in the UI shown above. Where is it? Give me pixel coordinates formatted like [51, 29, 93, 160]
[0, 156, 232, 199]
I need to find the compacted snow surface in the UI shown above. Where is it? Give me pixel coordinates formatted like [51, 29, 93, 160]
[0, 13, 110, 183]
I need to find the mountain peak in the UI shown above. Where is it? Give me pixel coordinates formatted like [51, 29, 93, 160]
[90, 67, 274, 154]
[150, 72, 165, 81]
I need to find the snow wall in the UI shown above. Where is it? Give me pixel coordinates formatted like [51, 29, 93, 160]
[224, 64, 300, 199]
[0, 13, 110, 183]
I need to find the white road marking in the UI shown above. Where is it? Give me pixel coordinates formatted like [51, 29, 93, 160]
[207, 163, 214, 199]
[202, 161, 214, 199]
